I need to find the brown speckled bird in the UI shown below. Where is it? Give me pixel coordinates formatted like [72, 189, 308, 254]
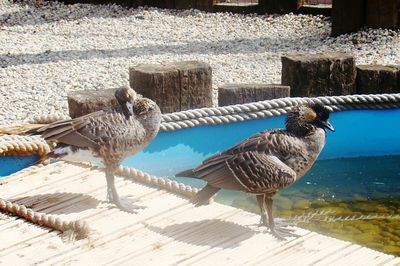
[34, 87, 161, 213]
[176, 103, 334, 238]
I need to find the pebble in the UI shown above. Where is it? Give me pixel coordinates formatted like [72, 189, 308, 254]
[1, 1, 400, 125]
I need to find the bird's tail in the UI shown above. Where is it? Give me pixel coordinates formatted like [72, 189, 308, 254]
[175, 169, 220, 205]
[191, 184, 220, 206]
[175, 168, 196, 178]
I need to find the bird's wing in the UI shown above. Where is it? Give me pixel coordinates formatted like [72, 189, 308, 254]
[35, 110, 132, 150]
[192, 151, 296, 193]
[204, 129, 304, 163]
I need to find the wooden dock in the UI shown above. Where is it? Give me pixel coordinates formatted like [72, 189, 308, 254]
[0, 162, 399, 265]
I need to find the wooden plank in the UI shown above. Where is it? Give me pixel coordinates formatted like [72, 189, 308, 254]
[259, 238, 351, 265]
[0, 187, 121, 256]
[312, 244, 363, 265]
[1, 162, 65, 184]
[174, 211, 306, 265]
[328, 247, 395, 266]
[0, 163, 92, 199]
[383, 257, 400, 266]
[2, 196, 186, 265]
[70, 208, 243, 265]
[112, 210, 247, 265]
[242, 233, 322, 265]
[39, 197, 191, 264]
[68, 204, 241, 264]
[0, 163, 398, 265]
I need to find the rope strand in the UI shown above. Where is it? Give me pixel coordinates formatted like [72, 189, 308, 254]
[0, 198, 90, 239]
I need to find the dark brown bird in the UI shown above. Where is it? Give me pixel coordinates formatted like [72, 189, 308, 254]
[176, 103, 334, 239]
[32, 87, 161, 213]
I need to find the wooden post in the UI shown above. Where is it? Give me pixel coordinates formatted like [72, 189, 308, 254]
[143, 0, 174, 9]
[129, 61, 213, 113]
[366, 0, 398, 28]
[331, 0, 366, 36]
[356, 65, 399, 94]
[67, 88, 119, 118]
[258, 0, 303, 14]
[195, 0, 215, 11]
[175, 0, 196, 9]
[281, 53, 356, 97]
[218, 84, 290, 106]
[131, 0, 145, 7]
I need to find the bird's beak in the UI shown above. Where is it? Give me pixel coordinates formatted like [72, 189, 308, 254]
[125, 101, 133, 116]
[323, 120, 335, 132]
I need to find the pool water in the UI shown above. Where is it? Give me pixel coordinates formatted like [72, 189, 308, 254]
[0, 155, 39, 177]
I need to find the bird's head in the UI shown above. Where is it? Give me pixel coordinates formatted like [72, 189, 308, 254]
[286, 103, 335, 135]
[115, 87, 137, 118]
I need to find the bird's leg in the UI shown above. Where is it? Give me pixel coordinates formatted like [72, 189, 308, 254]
[265, 196, 298, 240]
[105, 166, 118, 203]
[257, 194, 268, 227]
[105, 166, 138, 214]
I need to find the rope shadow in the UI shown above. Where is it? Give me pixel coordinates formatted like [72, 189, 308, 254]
[6, 192, 101, 214]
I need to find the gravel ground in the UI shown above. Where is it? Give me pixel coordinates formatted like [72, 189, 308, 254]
[1, 1, 399, 125]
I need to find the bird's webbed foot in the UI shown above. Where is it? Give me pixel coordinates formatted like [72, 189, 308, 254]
[270, 224, 300, 240]
[105, 168, 143, 214]
[108, 193, 143, 214]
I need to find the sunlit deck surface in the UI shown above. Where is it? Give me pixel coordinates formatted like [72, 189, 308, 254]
[1, 162, 399, 265]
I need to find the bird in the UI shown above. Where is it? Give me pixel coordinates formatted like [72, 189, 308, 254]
[176, 103, 335, 239]
[31, 87, 162, 213]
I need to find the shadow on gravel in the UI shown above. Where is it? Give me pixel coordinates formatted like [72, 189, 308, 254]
[0, 2, 219, 28]
[0, 3, 138, 27]
[0, 35, 327, 67]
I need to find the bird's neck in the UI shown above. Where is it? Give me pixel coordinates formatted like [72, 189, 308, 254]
[137, 110, 161, 136]
[286, 121, 317, 137]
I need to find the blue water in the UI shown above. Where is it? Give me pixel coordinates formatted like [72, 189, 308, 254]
[0, 155, 39, 177]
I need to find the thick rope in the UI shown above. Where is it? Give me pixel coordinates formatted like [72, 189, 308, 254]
[26, 113, 70, 124]
[0, 135, 55, 156]
[160, 94, 400, 131]
[16, 94, 400, 132]
[67, 162, 201, 200]
[0, 198, 90, 239]
[161, 94, 400, 122]
[115, 165, 203, 200]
